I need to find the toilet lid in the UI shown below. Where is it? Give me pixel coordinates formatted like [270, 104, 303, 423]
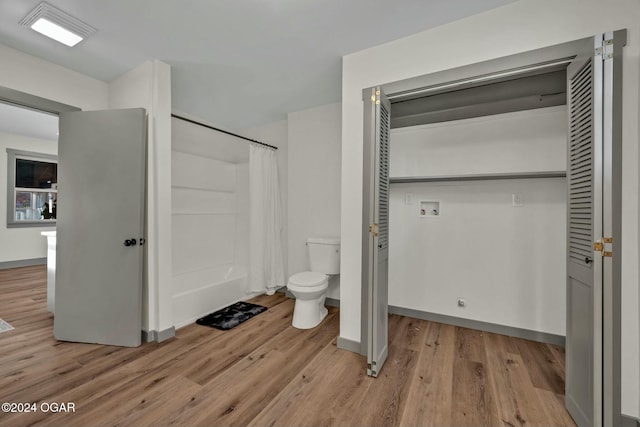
[289, 271, 327, 287]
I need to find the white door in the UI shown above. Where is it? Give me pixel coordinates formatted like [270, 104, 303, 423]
[362, 87, 391, 377]
[54, 108, 146, 347]
[565, 31, 624, 427]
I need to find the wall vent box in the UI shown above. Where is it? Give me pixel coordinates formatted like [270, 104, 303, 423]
[419, 201, 440, 217]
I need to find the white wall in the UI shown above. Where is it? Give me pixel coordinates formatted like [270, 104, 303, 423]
[389, 107, 567, 336]
[340, 0, 640, 416]
[391, 107, 567, 177]
[0, 43, 108, 110]
[390, 179, 566, 333]
[108, 60, 173, 336]
[171, 116, 250, 327]
[0, 132, 57, 263]
[287, 103, 342, 298]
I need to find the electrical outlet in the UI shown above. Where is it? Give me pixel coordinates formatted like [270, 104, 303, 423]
[457, 298, 466, 308]
[512, 193, 524, 207]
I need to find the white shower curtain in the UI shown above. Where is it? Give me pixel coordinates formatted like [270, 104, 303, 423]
[248, 143, 285, 295]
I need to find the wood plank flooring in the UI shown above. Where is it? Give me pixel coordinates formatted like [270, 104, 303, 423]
[0, 265, 576, 427]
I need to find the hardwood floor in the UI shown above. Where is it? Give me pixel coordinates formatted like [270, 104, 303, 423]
[0, 265, 576, 427]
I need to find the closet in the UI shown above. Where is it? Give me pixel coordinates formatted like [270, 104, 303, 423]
[361, 31, 626, 427]
[386, 65, 569, 340]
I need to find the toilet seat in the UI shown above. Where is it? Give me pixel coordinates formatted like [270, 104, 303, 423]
[288, 271, 327, 287]
[288, 271, 328, 294]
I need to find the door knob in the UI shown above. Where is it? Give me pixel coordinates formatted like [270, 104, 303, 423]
[124, 238, 137, 247]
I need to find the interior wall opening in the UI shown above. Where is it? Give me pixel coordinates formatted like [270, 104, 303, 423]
[387, 104, 569, 341]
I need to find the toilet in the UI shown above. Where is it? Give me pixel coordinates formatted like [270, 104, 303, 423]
[288, 237, 340, 329]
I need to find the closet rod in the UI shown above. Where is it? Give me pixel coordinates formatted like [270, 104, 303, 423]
[171, 114, 278, 150]
[389, 171, 567, 184]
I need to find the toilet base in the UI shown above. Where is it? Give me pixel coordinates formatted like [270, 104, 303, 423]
[292, 295, 328, 329]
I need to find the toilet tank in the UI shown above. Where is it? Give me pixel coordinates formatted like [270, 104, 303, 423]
[307, 237, 340, 274]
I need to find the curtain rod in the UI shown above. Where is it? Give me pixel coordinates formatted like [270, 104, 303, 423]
[171, 114, 278, 150]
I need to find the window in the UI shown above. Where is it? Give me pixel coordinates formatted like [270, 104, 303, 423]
[6, 149, 57, 227]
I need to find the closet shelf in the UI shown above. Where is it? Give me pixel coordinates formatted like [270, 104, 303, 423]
[389, 170, 567, 184]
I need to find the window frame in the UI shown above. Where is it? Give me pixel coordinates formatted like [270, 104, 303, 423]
[6, 148, 58, 228]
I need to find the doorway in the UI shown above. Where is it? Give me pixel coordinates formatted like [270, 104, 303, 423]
[0, 87, 148, 348]
[0, 101, 59, 264]
[0, 100, 60, 318]
[361, 31, 625, 427]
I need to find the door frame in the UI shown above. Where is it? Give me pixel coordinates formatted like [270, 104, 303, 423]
[601, 29, 625, 427]
[0, 87, 79, 116]
[360, 33, 625, 425]
[0, 87, 77, 322]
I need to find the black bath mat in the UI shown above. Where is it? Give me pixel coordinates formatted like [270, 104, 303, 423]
[196, 302, 267, 330]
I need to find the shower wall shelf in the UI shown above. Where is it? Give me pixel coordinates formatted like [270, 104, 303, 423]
[389, 170, 566, 184]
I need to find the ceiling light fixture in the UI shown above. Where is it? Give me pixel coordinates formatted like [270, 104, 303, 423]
[19, 2, 96, 47]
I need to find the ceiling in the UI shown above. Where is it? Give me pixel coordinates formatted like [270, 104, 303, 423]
[0, 0, 516, 130]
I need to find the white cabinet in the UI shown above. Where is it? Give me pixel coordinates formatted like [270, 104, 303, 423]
[40, 231, 56, 313]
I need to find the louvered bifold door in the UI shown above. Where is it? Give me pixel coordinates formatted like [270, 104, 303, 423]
[568, 58, 596, 267]
[377, 97, 390, 253]
[565, 37, 604, 427]
[363, 86, 390, 377]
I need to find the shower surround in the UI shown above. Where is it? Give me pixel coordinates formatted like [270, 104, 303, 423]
[171, 117, 249, 328]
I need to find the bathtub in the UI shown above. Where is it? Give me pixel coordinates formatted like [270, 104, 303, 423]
[172, 264, 248, 329]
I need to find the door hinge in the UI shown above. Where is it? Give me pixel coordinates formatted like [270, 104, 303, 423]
[594, 238, 613, 257]
[603, 236, 613, 257]
[595, 39, 614, 60]
[369, 223, 379, 237]
[370, 89, 382, 104]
